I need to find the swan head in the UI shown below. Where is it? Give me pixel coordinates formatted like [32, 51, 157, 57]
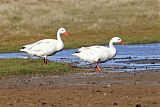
[111, 37, 124, 45]
[58, 28, 69, 36]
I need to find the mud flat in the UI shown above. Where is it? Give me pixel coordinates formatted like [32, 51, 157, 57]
[0, 69, 160, 107]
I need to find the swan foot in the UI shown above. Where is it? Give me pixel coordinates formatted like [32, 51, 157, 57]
[96, 63, 101, 71]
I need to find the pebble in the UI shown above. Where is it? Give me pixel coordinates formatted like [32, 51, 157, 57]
[103, 93, 107, 96]
[107, 84, 111, 87]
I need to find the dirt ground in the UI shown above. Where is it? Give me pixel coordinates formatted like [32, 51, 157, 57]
[0, 70, 160, 107]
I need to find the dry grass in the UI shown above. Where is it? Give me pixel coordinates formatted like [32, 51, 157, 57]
[0, 0, 159, 52]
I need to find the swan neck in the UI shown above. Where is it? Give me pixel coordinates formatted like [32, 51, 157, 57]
[57, 32, 62, 42]
[109, 40, 114, 49]
[109, 40, 116, 57]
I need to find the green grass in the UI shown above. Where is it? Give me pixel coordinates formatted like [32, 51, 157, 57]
[0, 58, 82, 77]
[0, 0, 160, 52]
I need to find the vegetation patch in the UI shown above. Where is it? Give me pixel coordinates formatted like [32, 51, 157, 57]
[0, 58, 82, 77]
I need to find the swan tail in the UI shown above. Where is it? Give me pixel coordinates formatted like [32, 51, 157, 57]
[20, 49, 38, 56]
[20, 48, 26, 52]
[72, 53, 78, 56]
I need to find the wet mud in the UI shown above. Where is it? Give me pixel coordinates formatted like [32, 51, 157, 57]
[0, 70, 160, 107]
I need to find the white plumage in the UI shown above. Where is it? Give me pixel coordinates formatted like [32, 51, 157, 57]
[20, 28, 68, 64]
[72, 37, 124, 71]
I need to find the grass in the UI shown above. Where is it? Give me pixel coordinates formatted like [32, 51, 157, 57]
[0, 0, 159, 52]
[0, 58, 82, 77]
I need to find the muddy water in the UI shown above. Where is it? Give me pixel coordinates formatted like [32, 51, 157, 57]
[0, 43, 160, 71]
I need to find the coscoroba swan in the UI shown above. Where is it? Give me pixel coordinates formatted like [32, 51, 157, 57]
[72, 37, 124, 71]
[20, 27, 68, 64]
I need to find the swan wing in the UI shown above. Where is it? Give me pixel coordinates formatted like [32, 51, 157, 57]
[73, 46, 111, 63]
[21, 39, 61, 56]
[77, 46, 104, 52]
[22, 39, 57, 50]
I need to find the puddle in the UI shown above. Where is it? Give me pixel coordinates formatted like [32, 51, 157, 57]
[0, 43, 160, 71]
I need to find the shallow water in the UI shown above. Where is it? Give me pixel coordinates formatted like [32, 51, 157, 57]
[0, 43, 160, 71]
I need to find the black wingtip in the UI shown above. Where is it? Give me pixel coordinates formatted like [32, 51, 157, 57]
[75, 50, 80, 53]
[21, 46, 25, 49]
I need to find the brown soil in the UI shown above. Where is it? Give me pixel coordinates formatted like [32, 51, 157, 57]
[0, 70, 160, 107]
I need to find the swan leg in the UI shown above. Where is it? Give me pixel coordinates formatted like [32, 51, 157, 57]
[43, 58, 46, 64]
[43, 57, 48, 65]
[96, 63, 101, 71]
[27, 55, 31, 59]
[45, 58, 48, 65]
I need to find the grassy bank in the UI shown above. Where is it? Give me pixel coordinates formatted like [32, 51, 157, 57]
[0, 0, 160, 52]
[0, 58, 80, 77]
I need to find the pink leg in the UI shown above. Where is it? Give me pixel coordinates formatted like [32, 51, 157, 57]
[45, 58, 48, 65]
[43, 58, 46, 65]
[44, 58, 48, 65]
[96, 63, 101, 71]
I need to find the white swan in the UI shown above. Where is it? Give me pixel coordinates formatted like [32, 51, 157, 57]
[72, 37, 124, 71]
[20, 27, 68, 64]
